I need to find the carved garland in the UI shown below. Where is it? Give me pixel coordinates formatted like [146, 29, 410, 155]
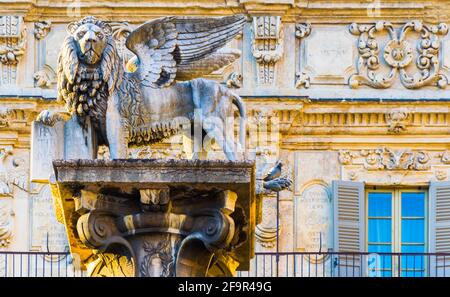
[349, 21, 449, 89]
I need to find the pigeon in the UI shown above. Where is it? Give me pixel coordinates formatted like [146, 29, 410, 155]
[263, 160, 282, 181]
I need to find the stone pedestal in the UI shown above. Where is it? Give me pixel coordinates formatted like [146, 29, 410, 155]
[50, 159, 257, 277]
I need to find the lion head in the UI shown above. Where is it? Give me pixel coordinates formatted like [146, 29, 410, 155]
[68, 17, 111, 65]
[57, 16, 123, 127]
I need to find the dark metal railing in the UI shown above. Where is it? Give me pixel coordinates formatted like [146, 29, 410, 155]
[0, 251, 86, 277]
[1, 251, 449, 277]
[238, 252, 450, 277]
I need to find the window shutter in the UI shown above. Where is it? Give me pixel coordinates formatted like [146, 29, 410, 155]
[332, 180, 365, 276]
[429, 181, 450, 276]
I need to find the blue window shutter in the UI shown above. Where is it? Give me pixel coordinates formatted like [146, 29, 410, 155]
[332, 180, 365, 276]
[429, 181, 450, 276]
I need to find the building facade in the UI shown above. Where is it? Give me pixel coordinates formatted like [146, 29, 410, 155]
[0, 0, 450, 277]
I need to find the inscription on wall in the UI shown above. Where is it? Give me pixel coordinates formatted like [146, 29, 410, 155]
[30, 185, 68, 252]
[30, 121, 64, 182]
[295, 182, 332, 258]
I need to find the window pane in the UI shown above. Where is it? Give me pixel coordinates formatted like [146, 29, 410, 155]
[402, 219, 425, 243]
[382, 270, 392, 277]
[369, 219, 391, 243]
[401, 245, 425, 253]
[368, 244, 392, 253]
[401, 246, 425, 276]
[401, 192, 425, 217]
[368, 244, 392, 268]
[368, 192, 392, 217]
[402, 270, 424, 277]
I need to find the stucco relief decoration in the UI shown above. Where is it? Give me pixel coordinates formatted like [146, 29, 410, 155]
[440, 151, 450, 164]
[251, 16, 283, 85]
[339, 148, 432, 171]
[0, 147, 14, 247]
[361, 148, 430, 171]
[0, 108, 13, 128]
[385, 108, 410, 133]
[34, 21, 52, 40]
[295, 23, 311, 89]
[33, 65, 56, 88]
[349, 21, 449, 89]
[0, 16, 26, 66]
[435, 170, 447, 181]
[338, 150, 355, 165]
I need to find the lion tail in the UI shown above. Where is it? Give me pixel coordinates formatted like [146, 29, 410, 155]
[230, 91, 246, 155]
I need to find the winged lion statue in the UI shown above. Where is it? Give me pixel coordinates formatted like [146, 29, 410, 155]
[37, 15, 247, 161]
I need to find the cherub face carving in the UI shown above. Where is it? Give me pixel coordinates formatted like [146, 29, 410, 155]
[73, 23, 108, 65]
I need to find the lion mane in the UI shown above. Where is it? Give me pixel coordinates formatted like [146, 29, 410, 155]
[57, 17, 123, 141]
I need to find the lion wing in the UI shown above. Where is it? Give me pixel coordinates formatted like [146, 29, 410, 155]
[125, 15, 245, 88]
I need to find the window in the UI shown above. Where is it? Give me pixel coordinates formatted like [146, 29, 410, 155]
[366, 188, 427, 277]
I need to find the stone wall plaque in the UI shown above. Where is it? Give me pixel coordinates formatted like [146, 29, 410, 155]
[295, 182, 332, 262]
[30, 121, 64, 182]
[30, 185, 68, 253]
[302, 26, 354, 84]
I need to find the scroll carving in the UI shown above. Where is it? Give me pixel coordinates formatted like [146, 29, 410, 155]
[339, 147, 431, 171]
[349, 21, 449, 89]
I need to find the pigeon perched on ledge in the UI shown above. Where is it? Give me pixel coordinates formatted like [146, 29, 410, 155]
[259, 160, 292, 193]
[263, 160, 282, 181]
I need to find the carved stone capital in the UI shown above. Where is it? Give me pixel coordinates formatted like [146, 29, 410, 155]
[51, 159, 256, 277]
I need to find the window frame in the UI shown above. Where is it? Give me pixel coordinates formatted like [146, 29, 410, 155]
[365, 187, 428, 276]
